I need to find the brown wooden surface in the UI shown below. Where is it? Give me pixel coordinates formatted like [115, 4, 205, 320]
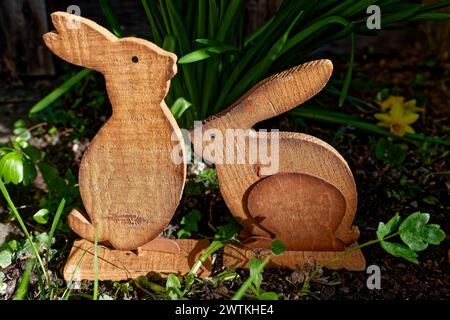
[191, 60, 360, 251]
[224, 244, 366, 271]
[64, 239, 211, 281]
[44, 12, 186, 250]
[247, 173, 347, 250]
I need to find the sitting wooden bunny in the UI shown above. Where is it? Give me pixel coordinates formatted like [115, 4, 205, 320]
[190, 60, 360, 251]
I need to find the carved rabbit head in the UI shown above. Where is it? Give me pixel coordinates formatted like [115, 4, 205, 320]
[44, 12, 177, 96]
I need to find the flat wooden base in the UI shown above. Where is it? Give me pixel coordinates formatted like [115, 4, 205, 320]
[64, 240, 366, 282]
[223, 244, 366, 271]
[63, 239, 212, 281]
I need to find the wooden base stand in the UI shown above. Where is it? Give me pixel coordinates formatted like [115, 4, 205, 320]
[223, 244, 366, 271]
[63, 239, 212, 281]
[64, 240, 366, 282]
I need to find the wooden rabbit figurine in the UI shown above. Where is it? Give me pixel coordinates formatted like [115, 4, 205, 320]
[44, 12, 185, 250]
[191, 60, 360, 252]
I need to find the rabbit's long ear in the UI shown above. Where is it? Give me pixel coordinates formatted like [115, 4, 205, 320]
[223, 60, 333, 129]
[44, 12, 116, 72]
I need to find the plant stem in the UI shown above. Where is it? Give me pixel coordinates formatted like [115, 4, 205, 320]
[232, 256, 271, 300]
[303, 232, 400, 291]
[93, 226, 99, 300]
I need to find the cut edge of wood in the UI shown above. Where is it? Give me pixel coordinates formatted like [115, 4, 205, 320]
[223, 243, 366, 272]
[63, 239, 212, 281]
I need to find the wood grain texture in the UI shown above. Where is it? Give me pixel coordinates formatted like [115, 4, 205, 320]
[63, 239, 211, 281]
[191, 60, 360, 251]
[247, 173, 346, 250]
[43, 12, 186, 250]
[223, 244, 366, 271]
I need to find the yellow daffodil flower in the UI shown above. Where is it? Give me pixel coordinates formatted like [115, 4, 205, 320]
[377, 96, 405, 111]
[375, 103, 419, 136]
[402, 99, 424, 113]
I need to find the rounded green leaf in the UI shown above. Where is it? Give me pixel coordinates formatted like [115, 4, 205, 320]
[380, 241, 419, 264]
[399, 212, 431, 252]
[0, 250, 12, 268]
[271, 239, 286, 256]
[0, 152, 24, 185]
[376, 213, 401, 240]
[421, 224, 445, 245]
[33, 209, 49, 224]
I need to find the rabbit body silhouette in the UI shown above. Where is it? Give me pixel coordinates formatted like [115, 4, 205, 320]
[191, 60, 359, 251]
[44, 12, 185, 250]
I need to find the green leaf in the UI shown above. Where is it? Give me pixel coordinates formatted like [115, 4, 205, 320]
[249, 258, 263, 293]
[23, 146, 44, 163]
[380, 241, 419, 264]
[0, 151, 37, 186]
[163, 35, 177, 52]
[271, 239, 286, 256]
[375, 139, 407, 165]
[13, 127, 31, 142]
[178, 45, 237, 64]
[339, 32, 355, 107]
[166, 274, 182, 300]
[180, 210, 201, 232]
[422, 196, 439, 205]
[0, 250, 12, 268]
[170, 97, 192, 120]
[399, 212, 430, 252]
[257, 291, 279, 300]
[0, 152, 24, 185]
[376, 213, 401, 240]
[214, 220, 241, 242]
[232, 256, 270, 300]
[33, 209, 49, 224]
[421, 224, 446, 245]
[14, 259, 34, 300]
[100, 0, 123, 37]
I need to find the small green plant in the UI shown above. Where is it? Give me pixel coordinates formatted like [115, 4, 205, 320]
[112, 281, 134, 300]
[299, 211, 446, 295]
[177, 209, 202, 239]
[232, 239, 286, 300]
[375, 138, 408, 166]
[162, 220, 240, 300]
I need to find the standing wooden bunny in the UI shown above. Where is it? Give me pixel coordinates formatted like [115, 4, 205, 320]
[44, 12, 185, 251]
[190, 60, 365, 269]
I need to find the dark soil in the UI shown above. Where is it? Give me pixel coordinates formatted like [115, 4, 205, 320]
[0, 42, 448, 300]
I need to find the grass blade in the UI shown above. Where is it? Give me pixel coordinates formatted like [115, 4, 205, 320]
[339, 32, 355, 107]
[92, 226, 99, 300]
[290, 106, 450, 146]
[14, 259, 34, 300]
[178, 44, 237, 64]
[46, 198, 66, 263]
[141, 0, 163, 45]
[99, 0, 123, 37]
[0, 179, 49, 285]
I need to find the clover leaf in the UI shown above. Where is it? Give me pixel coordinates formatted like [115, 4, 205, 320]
[399, 212, 445, 252]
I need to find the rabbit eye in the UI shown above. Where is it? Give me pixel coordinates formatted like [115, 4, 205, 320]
[131, 56, 139, 63]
